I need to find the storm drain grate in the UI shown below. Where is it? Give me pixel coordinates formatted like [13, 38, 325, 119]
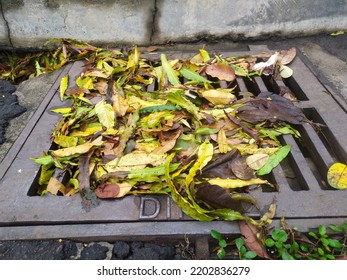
[0, 45, 347, 241]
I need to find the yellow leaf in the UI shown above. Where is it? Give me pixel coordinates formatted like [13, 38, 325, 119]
[95, 100, 115, 129]
[186, 140, 214, 187]
[53, 135, 78, 148]
[208, 177, 273, 189]
[112, 93, 129, 117]
[51, 136, 103, 157]
[246, 154, 269, 170]
[327, 162, 347, 189]
[217, 129, 229, 153]
[104, 151, 167, 172]
[200, 89, 236, 105]
[76, 76, 94, 90]
[115, 182, 133, 198]
[330, 31, 345, 36]
[50, 107, 72, 114]
[47, 177, 65, 195]
[59, 74, 69, 101]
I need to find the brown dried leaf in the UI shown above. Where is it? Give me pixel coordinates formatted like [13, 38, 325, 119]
[94, 183, 120, 198]
[278, 48, 296, 65]
[195, 183, 245, 212]
[153, 128, 182, 154]
[146, 46, 158, 52]
[205, 63, 235, 82]
[238, 220, 271, 259]
[78, 154, 92, 190]
[230, 153, 254, 180]
[236, 92, 307, 125]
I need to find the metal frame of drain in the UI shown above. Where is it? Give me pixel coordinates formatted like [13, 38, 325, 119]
[1, 45, 347, 242]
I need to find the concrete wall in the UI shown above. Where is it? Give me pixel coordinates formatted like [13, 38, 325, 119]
[1, 0, 347, 48]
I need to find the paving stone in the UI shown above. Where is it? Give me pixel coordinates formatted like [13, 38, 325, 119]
[112, 241, 130, 260]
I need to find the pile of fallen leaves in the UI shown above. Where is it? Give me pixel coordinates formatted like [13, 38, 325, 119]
[0, 39, 96, 84]
[30, 41, 309, 225]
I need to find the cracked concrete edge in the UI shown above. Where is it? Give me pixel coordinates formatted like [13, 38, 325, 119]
[0, 0, 12, 47]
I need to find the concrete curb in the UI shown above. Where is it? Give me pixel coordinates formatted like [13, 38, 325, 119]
[1, 0, 347, 49]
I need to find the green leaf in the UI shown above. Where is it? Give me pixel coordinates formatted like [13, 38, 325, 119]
[272, 229, 288, 243]
[317, 247, 324, 256]
[59, 74, 69, 101]
[308, 231, 319, 240]
[53, 135, 78, 148]
[160, 54, 180, 85]
[180, 67, 211, 84]
[68, 178, 79, 190]
[328, 238, 342, 248]
[244, 251, 257, 259]
[95, 100, 115, 129]
[50, 107, 72, 114]
[235, 238, 244, 250]
[167, 90, 202, 122]
[196, 127, 219, 135]
[330, 31, 345, 36]
[257, 145, 291, 176]
[32, 155, 54, 165]
[38, 164, 55, 186]
[209, 208, 246, 222]
[318, 225, 327, 237]
[265, 238, 275, 247]
[217, 248, 226, 259]
[210, 229, 222, 241]
[219, 239, 227, 248]
[329, 224, 342, 232]
[128, 163, 180, 182]
[281, 249, 294, 260]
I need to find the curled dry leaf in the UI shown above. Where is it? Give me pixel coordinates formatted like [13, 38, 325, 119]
[238, 220, 271, 259]
[205, 63, 235, 82]
[278, 48, 296, 65]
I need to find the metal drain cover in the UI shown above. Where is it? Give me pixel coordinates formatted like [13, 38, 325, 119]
[1, 45, 347, 241]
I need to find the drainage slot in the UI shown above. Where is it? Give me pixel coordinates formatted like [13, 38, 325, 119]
[303, 108, 346, 163]
[278, 156, 307, 191]
[243, 77, 260, 95]
[282, 76, 309, 101]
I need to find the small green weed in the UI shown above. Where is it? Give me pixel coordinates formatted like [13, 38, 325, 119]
[211, 221, 347, 260]
[210, 230, 257, 260]
[210, 229, 227, 259]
